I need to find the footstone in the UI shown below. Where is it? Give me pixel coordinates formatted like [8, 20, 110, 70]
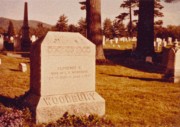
[24, 32, 105, 124]
[19, 63, 27, 72]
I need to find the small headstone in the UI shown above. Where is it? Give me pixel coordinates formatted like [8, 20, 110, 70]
[114, 38, 118, 44]
[31, 35, 37, 42]
[24, 32, 105, 124]
[162, 39, 167, 47]
[168, 37, 173, 45]
[14, 36, 21, 51]
[19, 63, 27, 72]
[0, 34, 4, 50]
[102, 36, 105, 46]
[145, 56, 153, 63]
[0, 59, 1, 65]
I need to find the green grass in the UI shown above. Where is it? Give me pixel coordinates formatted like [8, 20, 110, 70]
[0, 53, 29, 98]
[0, 47, 180, 126]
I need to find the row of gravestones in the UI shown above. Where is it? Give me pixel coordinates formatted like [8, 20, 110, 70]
[0, 34, 38, 51]
[154, 37, 179, 52]
[103, 36, 137, 45]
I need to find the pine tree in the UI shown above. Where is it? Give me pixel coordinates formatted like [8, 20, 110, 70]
[112, 19, 126, 37]
[68, 24, 78, 33]
[55, 14, 68, 32]
[7, 21, 15, 37]
[103, 18, 113, 39]
[78, 18, 87, 37]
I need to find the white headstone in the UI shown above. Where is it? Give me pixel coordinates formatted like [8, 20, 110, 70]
[174, 49, 180, 83]
[168, 37, 173, 45]
[114, 38, 118, 44]
[0, 34, 4, 50]
[162, 39, 167, 47]
[31, 35, 37, 42]
[19, 63, 27, 72]
[165, 48, 180, 83]
[24, 32, 105, 124]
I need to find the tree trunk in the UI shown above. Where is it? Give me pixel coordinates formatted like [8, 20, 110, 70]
[129, 0, 132, 37]
[136, 0, 155, 58]
[86, 0, 105, 60]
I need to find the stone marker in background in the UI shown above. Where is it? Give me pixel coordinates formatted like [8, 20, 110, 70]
[24, 32, 105, 124]
[19, 63, 27, 72]
[165, 46, 180, 83]
[0, 34, 4, 50]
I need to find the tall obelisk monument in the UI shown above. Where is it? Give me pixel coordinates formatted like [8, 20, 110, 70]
[21, 2, 31, 52]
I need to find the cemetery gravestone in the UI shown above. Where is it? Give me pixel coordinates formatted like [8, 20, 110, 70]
[0, 59, 1, 65]
[174, 49, 180, 83]
[102, 36, 105, 46]
[19, 63, 27, 72]
[165, 48, 180, 83]
[24, 32, 105, 124]
[168, 37, 173, 45]
[0, 34, 4, 50]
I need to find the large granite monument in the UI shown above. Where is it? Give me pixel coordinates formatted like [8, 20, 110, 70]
[21, 2, 31, 52]
[24, 32, 105, 124]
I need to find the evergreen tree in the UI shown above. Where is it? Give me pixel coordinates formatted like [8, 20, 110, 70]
[0, 27, 5, 34]
[103, 18, 113, 39]
[77, 18, 87, 37]
[68, 24, 78, 33]
[54, 14, 68, 32]
[113, 19, 126, 37]
[35, 23, 49, 38]
[7, 21, 15, 37]
[117, 0, 164, 38]
[117, 0, 138, 37]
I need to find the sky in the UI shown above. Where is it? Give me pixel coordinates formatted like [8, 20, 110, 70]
[0, 0, 180, 27]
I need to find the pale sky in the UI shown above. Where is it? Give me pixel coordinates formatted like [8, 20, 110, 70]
[0, 0, 179, 27]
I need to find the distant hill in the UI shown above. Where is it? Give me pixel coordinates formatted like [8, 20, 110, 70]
[0, 17, 52, 33]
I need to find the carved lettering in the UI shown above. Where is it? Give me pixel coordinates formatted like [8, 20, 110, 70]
[42, 92, 96, 106]
[46, 46, 91, 56]
[48, 65, 90, 80]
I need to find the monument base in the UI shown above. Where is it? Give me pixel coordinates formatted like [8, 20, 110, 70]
[24, 91, 105, 124]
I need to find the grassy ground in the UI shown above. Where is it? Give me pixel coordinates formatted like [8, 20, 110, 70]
[0, 43, 180, 126]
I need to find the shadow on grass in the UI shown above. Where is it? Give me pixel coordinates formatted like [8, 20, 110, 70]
[0, 93, 28, 109]
[101, 73, 166, 82]
[104, 49, 165, 74]
[10, 69, 20, 72]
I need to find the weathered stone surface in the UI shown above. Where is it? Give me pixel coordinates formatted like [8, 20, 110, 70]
[24, 32, 105, 124]
[174, 49, 180, 83]
[25, 92, 105, 123]
[165, 48, 180, 83]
